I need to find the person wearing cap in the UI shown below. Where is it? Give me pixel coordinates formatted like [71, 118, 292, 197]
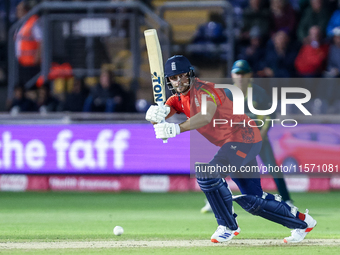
[145, 55, 317, 244]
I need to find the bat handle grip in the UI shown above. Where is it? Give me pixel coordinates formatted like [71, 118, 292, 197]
[158, 102, 168, 144]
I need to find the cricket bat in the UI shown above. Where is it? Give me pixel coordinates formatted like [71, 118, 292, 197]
[144, 29, 168, 143]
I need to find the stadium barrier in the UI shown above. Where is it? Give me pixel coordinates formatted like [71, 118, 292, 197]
[0, 174, 335, 192]
[0, 112, 339, 192]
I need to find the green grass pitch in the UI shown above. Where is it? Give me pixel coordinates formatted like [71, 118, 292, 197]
[0, 191, 339, 254]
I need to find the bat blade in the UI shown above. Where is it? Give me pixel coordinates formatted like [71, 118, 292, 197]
[144, 29, 168, 143]
[144, 29, 166, 105]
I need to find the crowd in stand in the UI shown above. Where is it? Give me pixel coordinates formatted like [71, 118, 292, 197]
[5, 0, 136, 114]
[7, 67, 134, 114]
[191, 0, 340, 113]
[193, 0, 340, 80]
[233, 0, 340, 79]
[4, 0, 340, 114]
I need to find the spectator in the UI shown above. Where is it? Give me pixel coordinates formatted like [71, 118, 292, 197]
[229, 0, 250, 30]
[324, 27, 340, 77]
[258, 30, 299, 77]
[83, 68, 128, 112]
[240, 0, 270, 42]
[62, 77, 89, 112]
[192, 13, 225, 44]
[15, 0, 42, 86]
[313, 26, 340, 104]
[269, 0, 297, 35]
[326, 9, 340, 37]
[237, 26, 266, 74]
[36, 84, 60, 113]
[8, 85, 38, 113]
[190, 13, 226, 63]
[297, 0, 331, 42]
[295, 26, 329, 77]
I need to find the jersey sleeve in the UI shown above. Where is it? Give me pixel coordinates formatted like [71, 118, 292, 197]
[165, 95, 182, 114]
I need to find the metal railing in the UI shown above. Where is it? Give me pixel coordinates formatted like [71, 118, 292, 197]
[8, 1, 170, 99]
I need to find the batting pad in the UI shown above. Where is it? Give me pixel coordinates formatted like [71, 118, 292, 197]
[234, 194, 308, 229]
[197, 177, 238, 230]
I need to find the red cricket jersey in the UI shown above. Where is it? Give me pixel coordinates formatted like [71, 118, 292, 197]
[166, 78, 262, 147]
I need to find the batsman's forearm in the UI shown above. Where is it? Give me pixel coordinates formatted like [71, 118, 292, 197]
[179, 112, 212, 133]
[165, 105, 176, 120]
[178, 101, 216, 133]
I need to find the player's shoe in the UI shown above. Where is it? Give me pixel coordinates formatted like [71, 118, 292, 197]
[283, 209, 317, 243]
[200, 199, 213, 213]
[211, 225, 240, 243]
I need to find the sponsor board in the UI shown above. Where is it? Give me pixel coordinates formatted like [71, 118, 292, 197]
[139, 175, 170, 192]
[0, 175, 48, 191]
[0, 125, 189, 174]
[49, 176, 121, 191]
[0, 174, 334, 192]
[0, 175, 28, 191]
[330, 177, 340, 189]
[0, 124, 339, 177]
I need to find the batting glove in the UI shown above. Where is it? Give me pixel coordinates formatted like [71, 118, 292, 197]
[154, 122, 180, 139]
[145, 105, 170, 123]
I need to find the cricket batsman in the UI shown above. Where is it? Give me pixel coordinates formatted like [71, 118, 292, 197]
[201, 60, 293, 213]
[145, 55, 316, 243]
